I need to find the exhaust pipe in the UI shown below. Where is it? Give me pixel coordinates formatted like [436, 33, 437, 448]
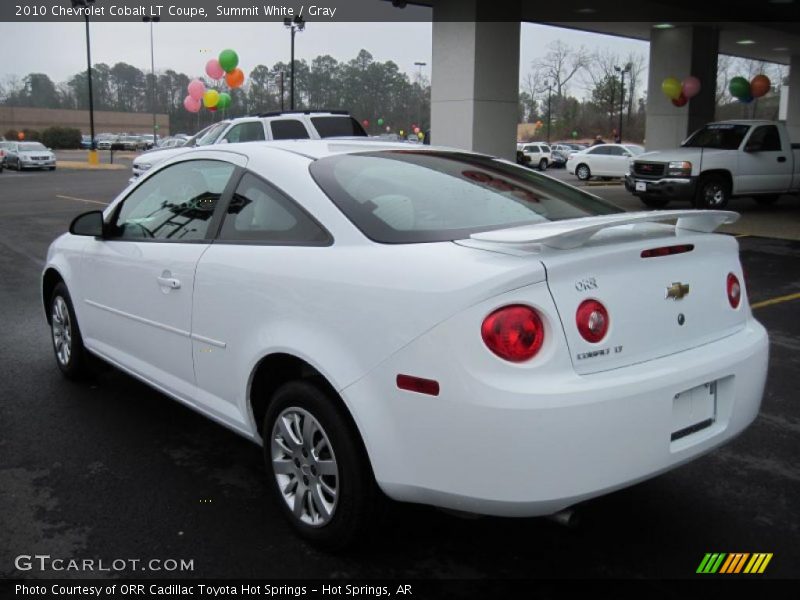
[546, 508, 580, 529]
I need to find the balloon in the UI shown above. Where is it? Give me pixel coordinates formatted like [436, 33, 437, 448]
[208, 106, 218, 112]
[377, 118, 384, 126]
[203, 89, 220, 108]
[183, 95, 201, 113]
[385, 126, 391, 132]
[413, 126, 420, 134]
[216, 92, 231, 110]
[187, 79, 206, 101]
[399, 129, 404, 136]
[17, 131, 25, 140]
[750, 74, 771, 98]
[571, 130, 578, 138]
[417, 132, 424, 140]
[738, 94, 754, 104]
[218, 49, 239, 73]
[206, 59, 225, 80]
[225, 68, 245, 89]
[728, 76, 750, 98]
[671, 93, 688, 107]
[681, 76, 701, 99]
[362, 119, 369, 127]
[661, 77, 682, 100]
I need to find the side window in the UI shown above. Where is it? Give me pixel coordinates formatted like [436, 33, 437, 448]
[270, 119, 311, 140]
[748, 126, 781, 152]
[224, 122, 266, 144]
[525, 145, 539, 153]
[541, 145, 551, 153]
[607, 146, 626, 156]
[589, 146, 610, 155]
[110, 160, 235, 242]
[218, 173, 330, 244]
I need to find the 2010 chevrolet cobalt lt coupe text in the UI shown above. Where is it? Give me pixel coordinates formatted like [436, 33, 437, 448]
[42, 141, 769, 548]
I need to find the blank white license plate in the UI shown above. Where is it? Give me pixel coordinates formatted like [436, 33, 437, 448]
[671, 381, 717, 440]
[635, 181, 647, 192]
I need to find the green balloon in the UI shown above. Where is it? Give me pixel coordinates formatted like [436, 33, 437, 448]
[377, 118, 384, 126]
[216, 92, 232, 110]
[572, 130, 578, 138]
[218, 49, 239, 73]
[728, 76, 750, 98]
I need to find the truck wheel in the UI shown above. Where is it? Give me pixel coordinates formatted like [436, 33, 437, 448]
[640, 195, 670, 209]
[264, 380, 381, 550]
[538, 158, 548, 170]
[576, 164, 591, 181]
[754, 194, 780, 206]
[695, 175, 731, 209]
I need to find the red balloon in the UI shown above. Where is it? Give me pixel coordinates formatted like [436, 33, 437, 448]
[672, 93, 688, 107]
[362, 119, 369, 127]
[750, 74, 771, 98]
[208, 106, 218, 112]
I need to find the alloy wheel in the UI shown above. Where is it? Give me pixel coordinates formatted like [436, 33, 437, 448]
[51, 296, 72, 366]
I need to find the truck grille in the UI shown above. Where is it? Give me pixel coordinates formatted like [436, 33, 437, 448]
[633, 162, 665, 177]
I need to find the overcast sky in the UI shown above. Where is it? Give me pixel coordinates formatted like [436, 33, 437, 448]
[0, 21, 649, 98]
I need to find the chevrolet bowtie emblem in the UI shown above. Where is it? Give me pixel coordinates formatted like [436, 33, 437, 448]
[666, 282, 690, 300]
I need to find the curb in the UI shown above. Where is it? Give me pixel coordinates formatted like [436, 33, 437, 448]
[57, 161, 126, 171]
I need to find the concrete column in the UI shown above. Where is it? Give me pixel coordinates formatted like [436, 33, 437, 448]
[431, 0, 520, 160]
[787, 55, 800, 142]
[645, 26, 719, 151]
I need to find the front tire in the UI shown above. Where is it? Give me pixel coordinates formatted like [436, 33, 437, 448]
[695, 175, 731, 209]
[639, 195, 671, 209]
[50, 282, 90, 380]
[576, 163, 591, 181]
[264, 380, 380, 550]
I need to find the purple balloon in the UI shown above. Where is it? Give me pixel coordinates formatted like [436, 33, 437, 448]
[183, 95, 201, 113]
[205, 59, 225, 80]
[187, 79, 206, 101]
[682, 76, 701, 99]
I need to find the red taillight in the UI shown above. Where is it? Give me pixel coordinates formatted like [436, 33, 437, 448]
[727, 273, 741, 309]
[576, 299, 610, 343]
[640, 244, 694, 258]
[481, 305, 545, 362]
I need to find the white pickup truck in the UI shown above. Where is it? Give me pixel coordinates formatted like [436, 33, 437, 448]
[625, 120, 800, 209]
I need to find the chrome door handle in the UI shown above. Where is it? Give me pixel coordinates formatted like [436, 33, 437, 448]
[156, 276, 181, 289]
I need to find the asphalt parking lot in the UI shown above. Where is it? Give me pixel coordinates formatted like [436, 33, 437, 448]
[1, 165, 798, 580]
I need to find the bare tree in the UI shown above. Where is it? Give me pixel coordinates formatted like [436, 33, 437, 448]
[533, 40, 591, 98]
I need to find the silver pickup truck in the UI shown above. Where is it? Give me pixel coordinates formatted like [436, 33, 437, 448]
[625, 120, 800, 209]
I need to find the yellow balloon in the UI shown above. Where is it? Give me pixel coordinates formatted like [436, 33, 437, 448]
[417, 131, 424, 139]
[203, 89, 220, 108]
[661, 77, 682, 100]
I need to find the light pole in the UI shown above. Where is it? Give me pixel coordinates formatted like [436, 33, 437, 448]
[143, 15, 160, 144]
[614, 63, 632, 142]
[72, 0, 97, 163]
[284, 15, 305, 110]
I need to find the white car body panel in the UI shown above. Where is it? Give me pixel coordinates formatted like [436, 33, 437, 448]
[44, 140, 769, 517]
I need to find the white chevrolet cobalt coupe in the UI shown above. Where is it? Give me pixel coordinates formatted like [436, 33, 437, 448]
[43, 141, 769, 548]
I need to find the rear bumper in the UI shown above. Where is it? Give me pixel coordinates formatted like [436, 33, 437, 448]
[343, 319, 768, 516]
[625, 173, 697, 199]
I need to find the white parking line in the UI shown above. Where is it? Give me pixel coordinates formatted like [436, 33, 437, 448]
[55, 194, 108, 206]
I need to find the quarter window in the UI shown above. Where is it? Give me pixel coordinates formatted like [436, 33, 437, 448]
[110, 160, 235, 241]
[270, 120, 310, 140]
[218, 173, 330, 244]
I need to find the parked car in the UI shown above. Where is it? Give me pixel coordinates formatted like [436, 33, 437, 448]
[549, 149, 568, 169]
[96, 136, 117, 150]
[625, 120, 800, 209]
[80, 135, 95, 149]
[157, 136, 189, 149]
[119, 136, 147, 151]
[517, 142, 552, 170]
[2, 141, 56, 170]
[567, 143, 645, 181]
[44, 140, 768, 548]
[130, 111, 368, 179]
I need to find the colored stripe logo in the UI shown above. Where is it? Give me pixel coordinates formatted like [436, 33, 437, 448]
[697, 553, 773, 574]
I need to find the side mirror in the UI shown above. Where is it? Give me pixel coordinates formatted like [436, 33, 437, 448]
[69, 210, 105, 237]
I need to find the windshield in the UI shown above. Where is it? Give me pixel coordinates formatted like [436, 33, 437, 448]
[682, 124, 750, 149]
[310, 116, 367, 138]
[188, 122, 230, 147]
[20, 142, 46, 151]
[310, 150, 622, 244]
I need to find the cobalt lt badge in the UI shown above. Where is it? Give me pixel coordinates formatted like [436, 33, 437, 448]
[666, 282, 690, 300]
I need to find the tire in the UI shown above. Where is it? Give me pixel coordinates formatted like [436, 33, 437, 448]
[754, 194, 780, 206]
[538, 158, 548, 170]
[695, 174, 731, 209]
[264, 380, 381, 550]
[640, 195, 671, 209]
[576, 163, 591, 181]
[49, 167, 56, 171]
[49, 282, 90, 380]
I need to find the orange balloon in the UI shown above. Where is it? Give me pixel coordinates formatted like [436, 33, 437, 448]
[750, 74, 771, 98]
[225, 68, 245, 89]
[17, 131, 25, 140]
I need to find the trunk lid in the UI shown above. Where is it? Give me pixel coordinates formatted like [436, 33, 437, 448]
[459, 212, 748, 374]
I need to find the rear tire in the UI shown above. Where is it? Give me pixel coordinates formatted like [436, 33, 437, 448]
[640, 195, 670, 209]
[538, 158, 548, 170]
[49, 282, 90, 380]
[576, 164, 591, 181]
[754, 194, 780, 206]
[695, 174, 731, 209]
[263, 380, 381, 550]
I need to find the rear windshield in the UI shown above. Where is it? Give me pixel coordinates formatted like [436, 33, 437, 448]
[682, 124, 750, 150]
[311, 116, 367, 138]
[310, 150, 622, 243]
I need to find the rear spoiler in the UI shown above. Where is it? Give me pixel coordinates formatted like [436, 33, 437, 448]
[469, 210, 739, 250]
